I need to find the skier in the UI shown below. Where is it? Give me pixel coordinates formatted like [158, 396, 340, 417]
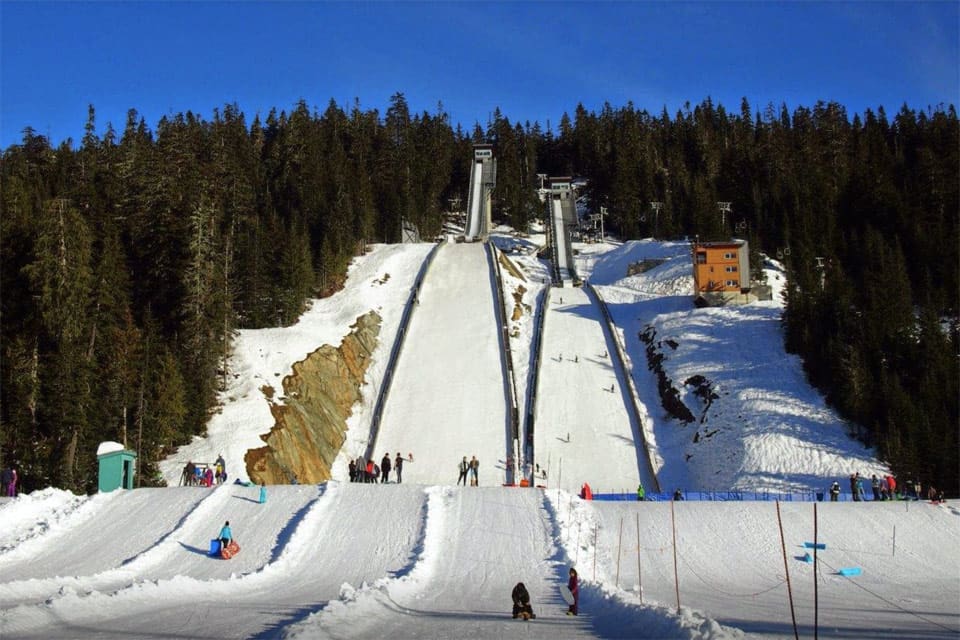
[457, 456, 469, 486]
[381, 453, 392, 484]
[871, 475, 881, 501]
[672, 488, 684, 501]
[829, 481, 841, 501]
[566, 567, 579, 616]
[511, 582, 536, 619]
[394, 452, 404, 484]
[637, 482, 645, 501]
[849, 474, 859, 501]
[348, 459, 357, 482]
[366, 459, 375, 483]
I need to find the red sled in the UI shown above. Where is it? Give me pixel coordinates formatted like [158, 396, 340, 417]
[220, 540, 240, 559]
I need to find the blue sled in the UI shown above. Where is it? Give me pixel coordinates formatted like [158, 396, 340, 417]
[209, 539, 221, 556]
[803, 542, 827, 549]
[838, 567, 862, 577]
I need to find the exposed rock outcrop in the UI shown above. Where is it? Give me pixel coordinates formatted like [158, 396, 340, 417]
[639, 325, 696, 424]
[245, 312, 380, 484]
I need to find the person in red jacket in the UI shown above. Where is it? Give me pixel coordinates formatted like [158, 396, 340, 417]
[566, 567, 579, 616]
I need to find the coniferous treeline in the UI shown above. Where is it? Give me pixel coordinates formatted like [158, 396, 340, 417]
[1, 95, 956, 495]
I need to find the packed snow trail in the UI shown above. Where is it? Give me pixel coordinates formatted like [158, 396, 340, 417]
[465, 160, 484, 240]
[288, 486, 605, 639]
[550, 197, 579, 285]
[534, 286, 648, 495]
[374, 241, 509, 486]
[0, 483, 429, 639]
[551, 495, 960, 639]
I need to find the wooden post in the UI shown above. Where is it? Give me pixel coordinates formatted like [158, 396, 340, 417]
[814, 502, 819, 640]
[776, 501, 799, 640]
[616, 517, 623, 588]
[593, 523, 598, 581]
[671, 499, 680, 612]
[637, 512, 643, 602]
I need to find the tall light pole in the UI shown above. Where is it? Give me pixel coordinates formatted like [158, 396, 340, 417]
[599, 206, 607, 243]
[717, 202, 732, 233]
[649, 202, 663, 238]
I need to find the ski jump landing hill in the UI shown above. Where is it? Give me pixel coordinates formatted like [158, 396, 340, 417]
[371, 240, 512, 486]
[526, 176, 660, 494]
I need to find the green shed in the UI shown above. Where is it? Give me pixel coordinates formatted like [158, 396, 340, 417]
[97, 441, 137, 492]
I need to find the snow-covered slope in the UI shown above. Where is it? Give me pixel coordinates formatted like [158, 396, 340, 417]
[2, 235, 957, 638]
[1, 485, 957, 639]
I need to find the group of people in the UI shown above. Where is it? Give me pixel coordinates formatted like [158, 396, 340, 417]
[832, 473, 941, 502]
[1, 466, 17, 497]
[350, 452, 410, 484]
[457, 455, 480, 486]
[180, 455, 227, 487]
[510, 567, 579, 619]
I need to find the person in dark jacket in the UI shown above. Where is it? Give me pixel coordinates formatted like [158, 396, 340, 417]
[511, 582, 535, 619]
[381, 453, 392, 484]
[394, 452, 404, 484]
[457, 456, 469, 486]
[566, 567, 579, 615]
[829, 481, 841, 501]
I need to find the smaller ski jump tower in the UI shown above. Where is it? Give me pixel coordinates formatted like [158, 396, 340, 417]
[546, 176, 580, 286]
[465, 144, 497, 242]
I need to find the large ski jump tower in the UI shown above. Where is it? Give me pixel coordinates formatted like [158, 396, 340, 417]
[465, 143, 497, 242]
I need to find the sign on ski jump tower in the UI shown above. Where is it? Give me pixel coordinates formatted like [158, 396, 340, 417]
[465, 144, 496, 242]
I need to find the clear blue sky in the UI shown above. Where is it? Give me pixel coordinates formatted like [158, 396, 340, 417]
[2, 1, 957, 149]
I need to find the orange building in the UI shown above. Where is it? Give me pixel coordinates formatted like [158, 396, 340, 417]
[692, 239, 751, 305]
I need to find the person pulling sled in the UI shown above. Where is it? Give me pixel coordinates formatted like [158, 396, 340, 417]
[213, 520, 240, 559]
[511, 582, 535, 619]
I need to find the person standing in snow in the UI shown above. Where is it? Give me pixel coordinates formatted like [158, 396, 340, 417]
[566, 567, 579, 616]
[366, 459, 375, 483]
[218, 521, 233, 548]
[637, 482, 645, 501]
[829, 481, 841, 501]
[855, 473, 866, 501]
[470, 456, 479, 486]
[394, 452, 404, 484]
[1, 467, 12, 496]
[871, 475, 881, 501]
[457, 456, 469, 486]
[849, 474, 859, 501]
[348, 459, 357, 482]
[215, 454, 226, 484]
[259, 483, 267, 504]
[381, 453, 392, 484]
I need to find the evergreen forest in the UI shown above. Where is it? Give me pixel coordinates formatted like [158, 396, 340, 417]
[1, 94, 956, 496]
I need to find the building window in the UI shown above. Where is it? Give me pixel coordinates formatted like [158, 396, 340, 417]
[726, 280, 739, 288]
[724, 252, 735, 259]
[725, 265, 738, 273]
[696, 252, 707, 264]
